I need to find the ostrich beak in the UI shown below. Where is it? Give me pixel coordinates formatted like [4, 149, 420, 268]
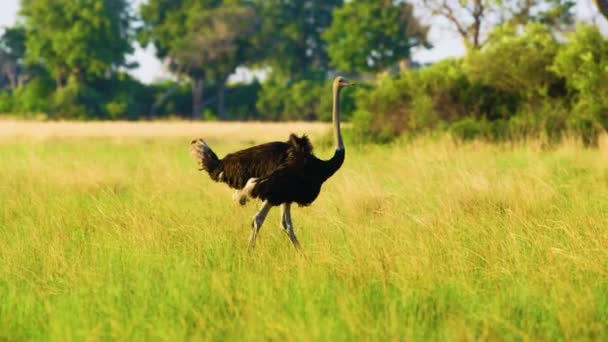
[342, 81, 356, 87]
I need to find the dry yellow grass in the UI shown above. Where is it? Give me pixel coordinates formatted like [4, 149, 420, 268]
[0, 120, 330, 142]
[1, 122, 607, 340]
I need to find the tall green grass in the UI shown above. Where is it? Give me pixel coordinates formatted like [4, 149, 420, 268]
[1, 134, 607, 340]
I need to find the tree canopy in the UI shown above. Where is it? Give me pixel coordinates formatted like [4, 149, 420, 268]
[323, 0, 429, 73]
[0, 27, 27, 90]
[20, 0, 133, 87]
[252, 0, 343, 78]
[139, 0, 258, 118]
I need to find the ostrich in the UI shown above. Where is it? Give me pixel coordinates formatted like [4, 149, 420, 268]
[190, 76, 354, 250]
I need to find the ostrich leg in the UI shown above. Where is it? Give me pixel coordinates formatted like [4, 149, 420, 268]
[281, 203, 301, 250]
[248, 201, 272, 250]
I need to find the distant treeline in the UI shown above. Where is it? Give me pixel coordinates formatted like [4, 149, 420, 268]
[1, 0, 417, 121]
[1, 0, 607, 144]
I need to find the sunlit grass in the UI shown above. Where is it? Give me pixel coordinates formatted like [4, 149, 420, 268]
[0, 120, 330, 142]
[1, 123, 607, 340]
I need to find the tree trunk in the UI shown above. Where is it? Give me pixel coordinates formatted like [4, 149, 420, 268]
[217, 76, 228, 120]
[399, 59, 410, 72]
[3, 62, 18, 90]
[192, 77, 204, 120]
[18, 73, 29, 88]
[54, 67, 65, 89]
[471, 0, 484, 50]
[71, 68, 85, 86]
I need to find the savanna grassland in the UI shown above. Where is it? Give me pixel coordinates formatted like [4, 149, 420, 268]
[1, 121, 607, 341]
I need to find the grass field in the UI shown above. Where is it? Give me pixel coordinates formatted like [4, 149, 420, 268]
[1, 121, 608, 340]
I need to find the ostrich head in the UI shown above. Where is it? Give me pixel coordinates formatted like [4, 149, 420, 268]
[333, 76, 355, 90]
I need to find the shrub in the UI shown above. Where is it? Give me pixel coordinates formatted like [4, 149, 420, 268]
[352, 77, 413, 143]
[465, 23, 561, 100]
[352, 22, 608, 146]
[51, 85, 89, 119]
[257, 76, 356, 122]
[105, 101, 129, 119]
[552, 24, 608, 145]
[256, 77, 287, 120]
[450, 117, 485, 142]
[11, 76, 53, 115]
[353, 59, 519, 143]
[49, 76, 104, 119]
[225, 81, 261, 120]
[0, 91, 13, 113]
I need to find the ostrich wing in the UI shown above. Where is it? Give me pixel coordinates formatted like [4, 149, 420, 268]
[220, 134, 313, 190]
[220, 141, 290, 189]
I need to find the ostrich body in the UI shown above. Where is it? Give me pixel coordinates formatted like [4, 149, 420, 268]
[190, 76, 354, 250]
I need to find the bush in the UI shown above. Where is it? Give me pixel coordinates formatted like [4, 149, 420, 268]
[256, 78, 287, 120]
[567, 102, 604, 147]
[353, 22, 608, 146]
[352, 107, 401, 144]
[257, 75, 356, 122]
[51, 82, 89, 119]
[465, 23, 561, 100]
[0, 91, 13, 113]
[105, 101, 129, 119]
[352, 73, 417, 143]
[353, 59, 519, 143]
[11, 76, 54, 115]
[92, 72, 157, 119]
[225, 81, 261, 120]
[552, 24, 608, 145]
[450, 117, 485, 142]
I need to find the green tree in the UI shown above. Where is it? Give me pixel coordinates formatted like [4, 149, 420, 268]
[0, 26, 27, 90]
[553, 25, 608, 98]
[323, 0, 429, 74]
[552, 24, 608, 145]
[464, 23, 561, 99]
[20, 0, 133, 88]
[253, 0, 343, 79]
[1, 26, 56, 116]
[176, 4, 258, 119]
[140, 0, 258, 119]
[0, 27, 26, 58]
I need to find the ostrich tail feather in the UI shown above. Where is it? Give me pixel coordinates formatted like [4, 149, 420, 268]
[190, 138, 223, 181]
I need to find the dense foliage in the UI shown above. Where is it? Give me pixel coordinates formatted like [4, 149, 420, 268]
[354, 23, 608, 146]
[322, 0, 429, 73]
[1, 0, 607, 145]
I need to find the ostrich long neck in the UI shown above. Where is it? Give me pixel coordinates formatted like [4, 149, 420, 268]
[320, 84, 346, 181]
[332, 85, 344, 151]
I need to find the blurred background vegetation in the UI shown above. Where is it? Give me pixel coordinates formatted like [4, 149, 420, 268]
[1, 0, 608, 145]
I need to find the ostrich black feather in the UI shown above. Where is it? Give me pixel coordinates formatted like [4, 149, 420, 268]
[191, 134, 344, 206]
